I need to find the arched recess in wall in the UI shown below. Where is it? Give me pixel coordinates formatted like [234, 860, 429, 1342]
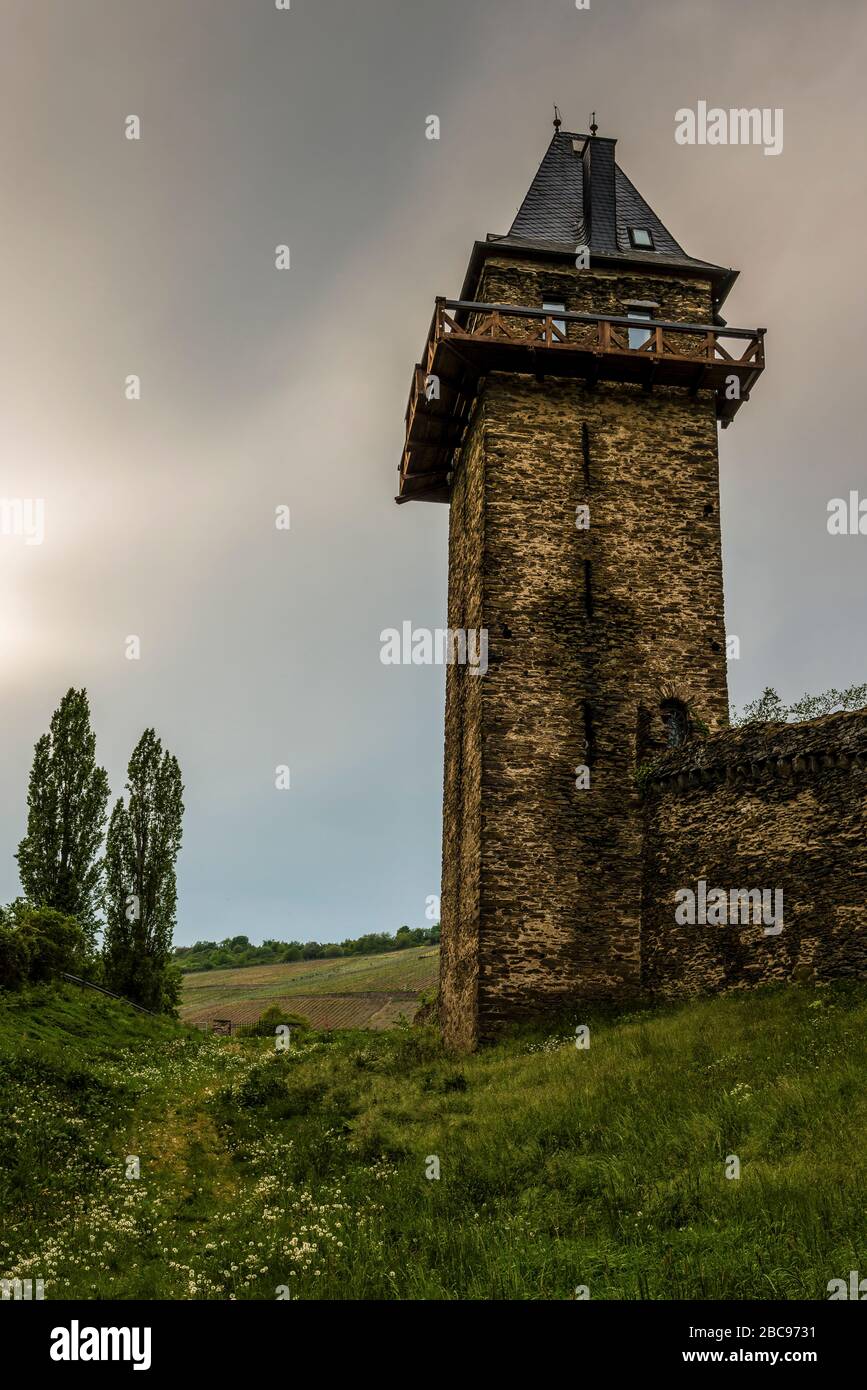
[656, 680, 694, 748]
[659, 696, 690, 748]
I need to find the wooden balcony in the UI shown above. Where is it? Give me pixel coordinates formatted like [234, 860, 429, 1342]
[397, 298, 766, 503]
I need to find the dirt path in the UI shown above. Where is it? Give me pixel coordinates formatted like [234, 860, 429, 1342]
[123, 1049, 240, 1205]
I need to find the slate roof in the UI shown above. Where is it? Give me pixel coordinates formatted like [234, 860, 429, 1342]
[509, 131, 587, 244]
[476, 130, 736, 303]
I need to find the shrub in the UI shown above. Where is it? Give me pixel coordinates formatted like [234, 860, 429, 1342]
[21, 910, 90, 981]
[0, 924, 31, 989]
[233, 1059, 290, 1109]
[238, 1004, 310, 1038]
[0, 903, 91, 988]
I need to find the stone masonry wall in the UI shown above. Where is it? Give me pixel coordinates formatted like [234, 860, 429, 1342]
[438, 413, 485, 1053]
[471, 373, 728, 1040]
[641, 710, 867, 996]
[437, 258, 732, 1047]
[477, 256, 715, 330]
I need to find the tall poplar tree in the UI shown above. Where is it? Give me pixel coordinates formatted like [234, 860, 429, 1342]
[16, 688, 109, 941]
[103, 729, 184, 1013]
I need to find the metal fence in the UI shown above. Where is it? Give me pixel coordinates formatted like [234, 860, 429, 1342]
[59, 972, 157, 1016]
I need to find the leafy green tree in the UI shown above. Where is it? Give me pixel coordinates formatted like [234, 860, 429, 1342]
[0, 923, 30, 990]
[787, 682, 867, 721]
[0, 901, 92, 989]
[732, 681, 867, 727]
[103, 729, 184, 1013]
[15, 689, 109, 940]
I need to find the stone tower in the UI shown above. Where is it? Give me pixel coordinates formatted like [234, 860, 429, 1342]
[397, 126, 765, 1050]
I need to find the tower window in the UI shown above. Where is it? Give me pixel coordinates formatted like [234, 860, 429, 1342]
[660, 699, 690, 748]
[627, 308, 652, 350]
[543, 301, 566, 341]
[628, 227, 654, 249]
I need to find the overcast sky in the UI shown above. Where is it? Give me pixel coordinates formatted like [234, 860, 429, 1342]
[1, 0, 864, 946]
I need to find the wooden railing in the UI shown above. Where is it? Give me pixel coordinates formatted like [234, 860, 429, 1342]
[432, 297, 765, 367]
[398, 296, 767, 500]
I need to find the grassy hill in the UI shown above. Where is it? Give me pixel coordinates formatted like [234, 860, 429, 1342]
[179, 944, 439, 1032]
[2, 978, 866, 1299]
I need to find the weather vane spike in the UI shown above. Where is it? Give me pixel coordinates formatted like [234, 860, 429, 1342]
[553, 104, 562, 132]
[590, 111, 598, 136]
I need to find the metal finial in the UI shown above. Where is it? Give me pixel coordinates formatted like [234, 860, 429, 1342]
[553, 104, 562, 132]
[590, 111, 598, 136]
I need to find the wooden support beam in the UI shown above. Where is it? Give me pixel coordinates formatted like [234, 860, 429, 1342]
[399, 298, 766, 500]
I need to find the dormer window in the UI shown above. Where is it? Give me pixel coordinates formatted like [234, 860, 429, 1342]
[628, 227, 654, 249]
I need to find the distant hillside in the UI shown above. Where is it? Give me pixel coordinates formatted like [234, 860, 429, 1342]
[2, 978, 866, 1299]
[175, 925, 440, 974]
[179, 944, 440, 1032]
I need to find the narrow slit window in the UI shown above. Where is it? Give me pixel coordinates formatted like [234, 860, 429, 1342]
[582, 700, 596, 766]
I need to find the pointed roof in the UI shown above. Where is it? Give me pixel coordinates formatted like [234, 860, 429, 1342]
[460, 130, 737, 312]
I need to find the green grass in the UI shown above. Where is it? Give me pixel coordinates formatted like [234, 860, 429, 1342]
[179, 945, 439, 1013]
[1, 980, 865, 1299]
